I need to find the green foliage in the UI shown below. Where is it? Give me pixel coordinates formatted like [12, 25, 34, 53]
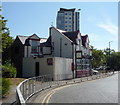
[1, 78, 11, 97]
[107, 52, 120, 70]
[92, 47, 119, 71]
[2, 63, 17, 78]
[92, 48, 105, 68]
[0, 7, 14, 64]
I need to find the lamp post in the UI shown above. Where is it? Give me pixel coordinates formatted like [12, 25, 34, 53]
[108, 41, 114, 73]
[109, 41, 112, 55]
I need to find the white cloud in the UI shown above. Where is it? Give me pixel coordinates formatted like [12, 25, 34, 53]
[88, 33, 100, 41]
[97, 20, 118, 36]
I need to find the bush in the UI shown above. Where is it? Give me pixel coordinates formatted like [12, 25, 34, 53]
[2, 63, 17, 78]
[1, 78, 11, 97]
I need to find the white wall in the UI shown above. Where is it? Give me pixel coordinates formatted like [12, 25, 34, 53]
[51, 27, 73, 58]
[54, 57, 72, 75]
[43, 47, 51, 55]
[22, 57, 73, 79]
[22, 57, 54, 77]
[24, 46, 31, 57]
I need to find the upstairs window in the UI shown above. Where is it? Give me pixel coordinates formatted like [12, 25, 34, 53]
[32, 46, 38, 53]
[31, 41, 38, 53]
[65, 29, 67, 31]
[32, 40, 38, 46]
[65, 13, 67, 15]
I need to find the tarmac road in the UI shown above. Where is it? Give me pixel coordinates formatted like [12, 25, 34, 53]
[48, 73, 118, 103]
[27, 73, 118, 104]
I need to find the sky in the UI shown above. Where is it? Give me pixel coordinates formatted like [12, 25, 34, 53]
[2, 2, 118, 51]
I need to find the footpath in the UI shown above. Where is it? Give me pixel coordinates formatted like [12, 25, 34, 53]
[1, 85, 16, 105]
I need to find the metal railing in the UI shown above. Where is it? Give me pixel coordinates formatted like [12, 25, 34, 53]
[16, 71, 113, 105]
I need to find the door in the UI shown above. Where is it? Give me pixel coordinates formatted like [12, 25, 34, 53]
[35, 62, 39, 76]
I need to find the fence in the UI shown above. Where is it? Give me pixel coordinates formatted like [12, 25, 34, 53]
[16, 71, 113, 105]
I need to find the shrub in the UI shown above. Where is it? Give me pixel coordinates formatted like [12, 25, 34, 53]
[2, 63, 17, 78]
[1, 78, 11, 97]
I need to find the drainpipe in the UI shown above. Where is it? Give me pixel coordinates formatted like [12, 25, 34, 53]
[75, 44, 77, 78]
[71, 42, 74, 78]
[60, 38, 62, 57]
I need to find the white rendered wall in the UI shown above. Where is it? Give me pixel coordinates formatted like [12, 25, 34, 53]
[22, 57, 73, 78]
[51, 27, 73, 58]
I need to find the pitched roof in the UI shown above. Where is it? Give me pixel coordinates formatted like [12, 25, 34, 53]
[40, 36, 51, 47]
[24, 39, 31, 46]
[17, 35, 29, 44]
[40, 38, 47, 43]
[17, 34, 46, 46]
[51, 27, 73, 43]
[62, 30, 79, 44]
[81, 35, 88, 46]
[28, 34, 40, 40]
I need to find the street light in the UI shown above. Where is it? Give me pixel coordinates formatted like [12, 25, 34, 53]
[109, 41, 112, 55]
[108, 41, 114, 74]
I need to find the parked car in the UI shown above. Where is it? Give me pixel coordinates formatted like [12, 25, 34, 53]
[91, 69, 99, 75]
[95, 66, 110, 70]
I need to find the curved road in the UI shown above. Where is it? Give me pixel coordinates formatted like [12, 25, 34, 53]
[27, 73, 118, 103]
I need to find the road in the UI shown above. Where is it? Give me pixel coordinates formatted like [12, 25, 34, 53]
[27, 73, 118, 104]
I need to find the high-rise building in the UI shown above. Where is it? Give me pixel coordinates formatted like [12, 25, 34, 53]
[56, 8, 80, 32]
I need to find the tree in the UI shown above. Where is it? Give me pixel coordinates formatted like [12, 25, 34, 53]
[103, 48, 115, 68]
[107, 52, 120, 71]
[92, 48, 105, 68]
[0, 7, 16, 97]
[103, 48, 115, 56]
[0, 7, 14, 64]
[2, 63, 17, 78]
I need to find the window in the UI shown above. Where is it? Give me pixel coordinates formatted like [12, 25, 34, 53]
[65, 21, 67, 23]
[31, 40, 38, 53]
[32, 46, 38, 53]
[69, 17, 71, 19]
[65, 13, 67, 15]
[32, 40, 38, 46]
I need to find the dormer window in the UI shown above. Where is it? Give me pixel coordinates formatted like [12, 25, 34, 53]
[32, 46, 38, 53]
[31, 40, 38, 53]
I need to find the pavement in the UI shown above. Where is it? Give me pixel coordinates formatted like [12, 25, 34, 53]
[1, 85, 16, 105]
